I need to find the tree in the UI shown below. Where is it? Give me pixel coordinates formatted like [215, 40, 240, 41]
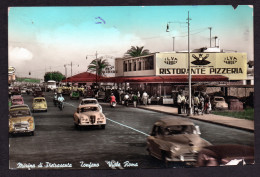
[124, 46, 150, 57]
[44, 71, 65, 82]
[87, 57, 110, 76]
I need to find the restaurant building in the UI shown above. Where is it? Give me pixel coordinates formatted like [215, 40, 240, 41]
[113, 48, 249, 98]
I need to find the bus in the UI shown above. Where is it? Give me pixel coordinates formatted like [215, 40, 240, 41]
[46, 80, 57, 91]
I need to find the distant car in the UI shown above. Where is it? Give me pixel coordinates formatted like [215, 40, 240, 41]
[33, 90, 44, 97]
[32, 97, 47, 112]
[11, 95, 24, 105]
[9, 106, 35, 136]
[79, 98, 102, 112]
[84, 89, 95, 98]
[62, 88, 71, 95]
[196, 144, 254, 166]
[146, 117, 211, 165]
[70, 91, 80, 100]
[20, 87, 27, 94]
[73, 104, 106, 129]
[212, 96, 228, 110]
[10, 87, 21, 96]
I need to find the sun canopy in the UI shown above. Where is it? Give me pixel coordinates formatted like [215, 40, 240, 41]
[61, 72, 106, 83]
[99, 75, 228, 83]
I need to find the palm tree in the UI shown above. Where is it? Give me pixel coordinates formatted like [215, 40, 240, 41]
[124, 46, 150, 57]
[87, 57, 110, 76]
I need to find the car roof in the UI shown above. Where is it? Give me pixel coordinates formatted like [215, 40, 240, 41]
[78, 104, 99, 109]
[81, 98, 98, 101]
[10, 104, 29, 110]
[154, 117, 194, 127]
[10, 106, 30, 111]
[11, 95, 22, 98]
[34, 97, 45, 100]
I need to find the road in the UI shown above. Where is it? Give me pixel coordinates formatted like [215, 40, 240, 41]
[9, 92, 254, 169]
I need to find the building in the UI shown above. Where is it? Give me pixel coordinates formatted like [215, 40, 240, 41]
[113, 49, 248, 98]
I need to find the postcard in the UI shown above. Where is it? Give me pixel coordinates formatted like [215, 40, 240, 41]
[8, 5, 254, 170]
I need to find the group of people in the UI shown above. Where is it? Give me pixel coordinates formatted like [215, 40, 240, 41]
[109, 89, 150, 107]
[177, 90, 211, 115]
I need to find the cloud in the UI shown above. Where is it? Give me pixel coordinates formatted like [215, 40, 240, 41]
[9, 46, 33, 61]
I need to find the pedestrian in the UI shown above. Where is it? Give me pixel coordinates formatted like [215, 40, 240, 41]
[142, 91, 148, 106]
[199, 95, 205, 114]
[132, 94, 138, 107]
[177, 90, 182, 114]
[137, 91, 141, 104]
[194, 95, 200, 115]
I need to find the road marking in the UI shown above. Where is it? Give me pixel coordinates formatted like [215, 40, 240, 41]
[106, 118, 149, 136]
[47, 95, 149, 137]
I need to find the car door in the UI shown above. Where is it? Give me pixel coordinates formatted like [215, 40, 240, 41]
[148, 126, 163, 159]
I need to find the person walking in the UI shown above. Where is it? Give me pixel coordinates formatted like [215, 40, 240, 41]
[142, 91, 148, 106]
[132, 94, 138, 108]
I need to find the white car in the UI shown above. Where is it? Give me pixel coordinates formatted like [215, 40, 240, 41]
[73, 104, 106, 129]
[79, 98, 102, 112]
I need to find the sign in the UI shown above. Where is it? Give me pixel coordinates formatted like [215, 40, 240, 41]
[8, 66, 16, 75]
[156, 53, 247, 80]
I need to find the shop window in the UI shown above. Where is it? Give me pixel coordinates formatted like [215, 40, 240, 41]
[128, 62, 132, 71]
[133, 61, 137, 71]
[138, 61, 142, 70]
[124, 61, 127, 72]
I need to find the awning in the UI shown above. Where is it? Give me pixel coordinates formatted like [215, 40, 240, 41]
[61, 72, 107, 83]
[100, 75, 229, 83]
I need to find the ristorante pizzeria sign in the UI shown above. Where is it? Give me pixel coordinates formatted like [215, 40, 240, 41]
[155, 53, 247, 80]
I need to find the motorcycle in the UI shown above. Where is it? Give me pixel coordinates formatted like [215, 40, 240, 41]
[58, 100, 64, 111]
[53, 96, 58, 107]
[110, 101, 117, 108]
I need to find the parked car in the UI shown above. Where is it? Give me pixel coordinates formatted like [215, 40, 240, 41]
[196, 144, 254, 166]
[70, 91, 80, 100]
[32, 97, 47, 112]
[146, 117, 211, 166]
[79, 98, 102, 112]
[211, 96, 228, 110]
[73, 104, 106, 129]
[9, 106, 35, 136]
[11, 95, 24, 105]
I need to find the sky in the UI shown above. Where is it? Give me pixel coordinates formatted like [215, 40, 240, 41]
[8, 5, 254, 79]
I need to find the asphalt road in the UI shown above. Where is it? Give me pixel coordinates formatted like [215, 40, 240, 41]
[9, 92, 254, 170]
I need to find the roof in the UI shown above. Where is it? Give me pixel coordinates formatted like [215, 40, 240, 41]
[33, 97, 45, 100]
[78, 104, 99, 109]
[155, 117, 194, 127]
[100, 75, 228, 83]
[62, 71, 106, 83]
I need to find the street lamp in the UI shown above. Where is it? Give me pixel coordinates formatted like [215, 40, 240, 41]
[166, 12, 192, 115]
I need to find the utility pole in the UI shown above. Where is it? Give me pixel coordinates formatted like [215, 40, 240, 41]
[187, 11, 192, 116]
[71, 61, 73, 85]
[95, 51, 98, 84]
[209, 27, 212, 47]
[172, 37, 175, 51]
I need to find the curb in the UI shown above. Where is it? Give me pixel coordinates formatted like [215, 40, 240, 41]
[137, 106, 254, 133]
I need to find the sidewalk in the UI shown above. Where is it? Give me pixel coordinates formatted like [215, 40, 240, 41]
[137, 105, 254, 132]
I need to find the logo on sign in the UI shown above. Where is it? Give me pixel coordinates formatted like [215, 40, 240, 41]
[224, 56, 237, 64]
[164, 57, 178, 65]
[191, 54, 210, 65]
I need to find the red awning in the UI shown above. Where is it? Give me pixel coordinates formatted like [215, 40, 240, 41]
[100, 75, 228, 83]
[61, 72, 107, 83]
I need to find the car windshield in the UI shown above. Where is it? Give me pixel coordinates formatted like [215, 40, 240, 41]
[80, 107, 99, 112]
[34, 99, 45, 103]
[10, 109, 30, 117]
[215, 98, 225, 101]
[13, 99, 22, 102]
[164, 125, 196, 135]
[81, 100, 98, 104]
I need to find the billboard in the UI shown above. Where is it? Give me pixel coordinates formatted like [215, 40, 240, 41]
[156, 53, 247, 80]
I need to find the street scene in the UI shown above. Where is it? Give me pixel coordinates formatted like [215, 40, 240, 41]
[8, 5, 254, 170]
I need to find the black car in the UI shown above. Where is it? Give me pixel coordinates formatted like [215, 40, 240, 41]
[196, 144, 254, 166]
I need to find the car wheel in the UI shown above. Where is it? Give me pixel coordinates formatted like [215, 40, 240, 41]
[32, 110, 34, 113]
[101, 125, 106, 129]
[30, 131, 34, 136]
[46, 109, 48, 112]
[161, 151, 168, 167]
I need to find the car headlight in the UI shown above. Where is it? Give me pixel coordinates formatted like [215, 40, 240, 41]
[27, 118, 33, 124]
[170, 146, 180, 153]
